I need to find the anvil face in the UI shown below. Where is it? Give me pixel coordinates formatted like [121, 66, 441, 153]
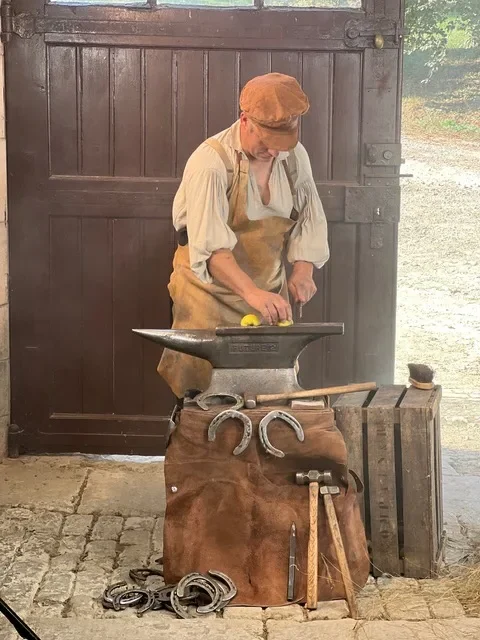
[133, 323, 344, 369]
[134, 323, 344, 395]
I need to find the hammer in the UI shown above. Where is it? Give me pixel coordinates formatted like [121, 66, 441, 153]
[296, 470, 358, 617]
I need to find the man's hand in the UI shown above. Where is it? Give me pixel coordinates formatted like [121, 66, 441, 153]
[208, 249, 292, 325]
[288, 261, 317, 304]
[244, 289, 292, 326]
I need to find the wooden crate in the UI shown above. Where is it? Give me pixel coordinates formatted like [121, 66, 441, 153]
[333, 385, 444, 578]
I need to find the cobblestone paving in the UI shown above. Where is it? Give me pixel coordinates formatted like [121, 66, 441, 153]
[0, 456, 478, 640]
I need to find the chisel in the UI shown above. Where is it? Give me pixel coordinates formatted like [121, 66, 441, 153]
[287, 522, 297, 601]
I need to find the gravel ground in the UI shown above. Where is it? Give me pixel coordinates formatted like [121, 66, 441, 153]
[395, 136, 480, 450]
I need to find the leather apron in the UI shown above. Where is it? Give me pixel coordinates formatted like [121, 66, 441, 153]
[158, 140, 297, 398]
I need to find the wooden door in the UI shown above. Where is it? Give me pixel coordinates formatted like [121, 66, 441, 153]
[4, 0, 405, 454]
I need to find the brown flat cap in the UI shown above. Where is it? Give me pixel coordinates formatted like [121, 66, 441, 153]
[240, 73, 310, 151]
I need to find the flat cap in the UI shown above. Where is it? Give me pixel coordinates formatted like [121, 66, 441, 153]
[240, 73, 310, 151]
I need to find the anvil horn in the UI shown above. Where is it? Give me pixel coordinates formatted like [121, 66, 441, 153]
[132, 329, 217, 362]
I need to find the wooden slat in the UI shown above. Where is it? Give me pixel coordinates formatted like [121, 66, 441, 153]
[271, 51, 301, 81]
[355, 223, 397, 383]
[239, 51, 270, 88]
[50, 217, 83, 414]
[301, 52, 332, 181]
[145, 49, 174, 177]
[400, 386, 436, 577]
[48, 46, 78, 176]
[81, 47, 110, 176]
[81, 218, 113, 414]
[434, 405, 444, 554]
[207, 51, 237, 137]
[362, 49, 399, 178]
[113, 48, 142, 177]
[140, 218, 175, 416]
[331, 53, 361, 182]
[113, 218, 143, 415]
[175, 50, 205, 176]
[366, 385, 405, 576]
[325, 222, 357, 385]
[333, 391, 370, 525]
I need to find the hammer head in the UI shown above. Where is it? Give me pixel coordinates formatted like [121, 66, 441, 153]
[244, 392, 257, 409]
[295, 470, 333, 486]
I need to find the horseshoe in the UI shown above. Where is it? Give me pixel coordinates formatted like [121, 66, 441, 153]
[207, 409, 253, 456]
[259, 410, 304, 458]
[195, 392, 244, 411]
[208, 570, 237, 604]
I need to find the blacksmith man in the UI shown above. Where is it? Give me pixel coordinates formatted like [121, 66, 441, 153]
[158, 73, 330, 398]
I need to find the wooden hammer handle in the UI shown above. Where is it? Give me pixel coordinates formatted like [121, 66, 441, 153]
[306, 482, 319, 610]
[256, 382, 377, 405]
[323, 493, 359, 619]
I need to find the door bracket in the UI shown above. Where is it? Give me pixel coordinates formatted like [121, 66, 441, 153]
[345, 186, 400, 224]
[1, 0, 35, 43]
[344, 17, 404, 49]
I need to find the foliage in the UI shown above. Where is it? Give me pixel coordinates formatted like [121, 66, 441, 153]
[405, 0, 480, 79]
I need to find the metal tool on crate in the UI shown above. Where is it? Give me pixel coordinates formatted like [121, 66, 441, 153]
[295, 470, 358, 617]
[193, 381, 376, 411]
[133, 323, 344, 398]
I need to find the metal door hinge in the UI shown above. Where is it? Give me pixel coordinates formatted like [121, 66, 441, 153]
[1, 0, 35, 43]
[345, 18, 404, 49]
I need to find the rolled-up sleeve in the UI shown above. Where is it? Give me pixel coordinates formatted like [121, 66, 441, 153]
[184, 168, 238, 283]
[286, 145, 330, 269]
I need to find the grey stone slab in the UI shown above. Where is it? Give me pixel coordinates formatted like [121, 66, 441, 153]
[357, 594, 386, 620]
[0, 461, 88, 513]
[384, 593, 431, 621]
[77, 468, 165, 517]
[91, 516, 124, 541]
[0, 552, 50, 611]
[29, 618, 264, 640]
[358, 619, 480, 639]
[223, 607, 263, 620]
[264, 605, 305, 621]
[307, 600, 349, 620]
[124, 517, 155, 532]
[446, 449, 480, 477]
[152, 518, 164, 553]
[63, 514, 94, 537]
[443, 475, 480, 527]
[267, 619, 356, 639]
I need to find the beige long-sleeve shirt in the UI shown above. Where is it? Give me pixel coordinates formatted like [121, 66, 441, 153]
[173, 120, 330, 283]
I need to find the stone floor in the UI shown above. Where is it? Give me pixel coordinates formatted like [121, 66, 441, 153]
[1, 452, 480, 639]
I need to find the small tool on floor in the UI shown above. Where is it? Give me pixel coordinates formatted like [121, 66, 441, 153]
[408, 363, 435, 390]
[0, 597, 41, 640]
[287, 522, 297, 601]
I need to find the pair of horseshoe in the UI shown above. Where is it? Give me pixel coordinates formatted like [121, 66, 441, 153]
[208, 409, 304, 457]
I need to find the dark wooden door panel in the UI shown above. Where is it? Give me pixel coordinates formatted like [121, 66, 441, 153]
[6, 0, 404, 454]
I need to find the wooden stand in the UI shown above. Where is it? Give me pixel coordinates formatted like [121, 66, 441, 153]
[333, 385, 444, 578]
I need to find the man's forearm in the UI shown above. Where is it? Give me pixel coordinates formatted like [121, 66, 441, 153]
[207, 249, 257, 298]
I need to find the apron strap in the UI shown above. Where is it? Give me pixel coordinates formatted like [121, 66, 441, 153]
[282, 151, 300, 222]
[205, 138, 235, 195]
[282, 151, 298, 197]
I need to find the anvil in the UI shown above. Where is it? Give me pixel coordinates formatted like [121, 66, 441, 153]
[134, 323, 344, 396]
